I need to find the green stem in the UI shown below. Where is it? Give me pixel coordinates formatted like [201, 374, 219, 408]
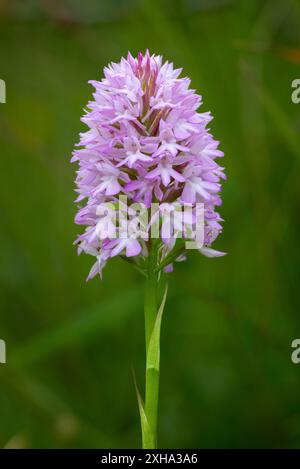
[144, 245, 159, 448]
[144, 247, 158, 351]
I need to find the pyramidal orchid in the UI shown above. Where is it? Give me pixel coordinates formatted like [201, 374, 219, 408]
[72, 51, 226, 448]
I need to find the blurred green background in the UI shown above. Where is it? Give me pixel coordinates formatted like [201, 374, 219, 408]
[0, 0, 300, 449]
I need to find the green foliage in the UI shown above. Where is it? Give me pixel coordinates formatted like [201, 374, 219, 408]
[0, 0, 300, 449]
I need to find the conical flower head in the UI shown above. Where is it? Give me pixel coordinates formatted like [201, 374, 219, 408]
[72, 51, 226, 280]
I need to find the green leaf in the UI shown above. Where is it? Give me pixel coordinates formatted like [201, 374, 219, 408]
[132, 370, 155, 449]
[147, 284, 168, 373]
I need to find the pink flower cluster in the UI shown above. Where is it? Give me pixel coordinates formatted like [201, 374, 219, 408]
[72, 51, 226, 280]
